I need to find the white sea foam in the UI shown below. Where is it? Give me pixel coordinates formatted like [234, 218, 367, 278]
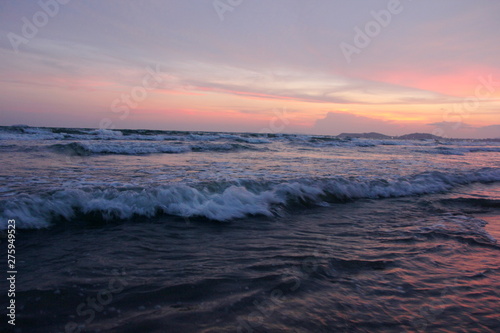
[47, 142, 182, 155]
[87, 129, 124, 139]
[0, 127, 65, 141]
[2, 168, 499, 229]
[0, 127, 276, 146]
[49, 141, 258, 155]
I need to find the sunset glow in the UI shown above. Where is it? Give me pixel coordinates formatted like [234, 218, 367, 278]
[1, 3, 500, 332]
[1, 1, 499, 138]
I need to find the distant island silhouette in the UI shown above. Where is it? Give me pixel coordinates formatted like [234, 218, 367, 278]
[336, 132, 499, 141]
[337, 132, 440, 140]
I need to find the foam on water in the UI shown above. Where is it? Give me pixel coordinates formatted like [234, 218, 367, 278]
[48, 141, 259, 155]
[2, 167, 499, 229]
[3, 126, 499, 332]
[50, 142, 190, 155]
[2, 126, 499, 159]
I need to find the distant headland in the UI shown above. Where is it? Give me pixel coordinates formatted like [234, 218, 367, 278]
[336, 132, 499, 141]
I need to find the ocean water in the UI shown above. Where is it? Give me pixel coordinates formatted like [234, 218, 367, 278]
[0, 125, 499, 332]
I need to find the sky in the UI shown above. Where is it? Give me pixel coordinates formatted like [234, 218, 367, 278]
[0, 0, 499, 138]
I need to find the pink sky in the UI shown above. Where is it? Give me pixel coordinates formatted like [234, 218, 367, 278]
[0, 0, 499, 138]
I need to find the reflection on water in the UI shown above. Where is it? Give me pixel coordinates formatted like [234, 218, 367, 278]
[12, 193, 500, 332]
[1, 127, 499, 331]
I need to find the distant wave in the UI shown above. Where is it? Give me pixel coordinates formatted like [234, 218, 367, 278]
[2, 167, 499, 229]
[287, 136, 438, 148]
[415, 147, 500, 155]
[49, 142, 189, 155]
[2, 126, 500, 150]
[48, 141, 261, 155]
[0, 126, 273, 143]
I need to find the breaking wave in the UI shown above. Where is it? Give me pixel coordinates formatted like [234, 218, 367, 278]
[49, 141, 259, 155]
[0, 126, 273, 143]
[2, 167, 499, 229]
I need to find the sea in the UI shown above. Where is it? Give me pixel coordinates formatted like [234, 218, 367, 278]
[0, 125, 499, 332]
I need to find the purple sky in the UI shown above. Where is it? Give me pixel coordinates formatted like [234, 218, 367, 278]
[0, 0, 499, 138]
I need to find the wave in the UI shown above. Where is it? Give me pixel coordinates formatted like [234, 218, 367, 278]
[3, 126, 499, 151]
[467, 147, 500, 153]
[49, 141, 259, 155]
[49, 142, 189, 155]
[438, 197, 500, 209]
[1, 167, 499, 229]
[416, 214, 497, 246]
[415, 147, 500, 155]
[289, 137, 436, 148]
[0, 126, 273, 144]
[0, 126, 67, 141]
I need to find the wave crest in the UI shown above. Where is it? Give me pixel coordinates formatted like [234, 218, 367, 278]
[49, 141, 258, 155]
[1, 168, 499, 229]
